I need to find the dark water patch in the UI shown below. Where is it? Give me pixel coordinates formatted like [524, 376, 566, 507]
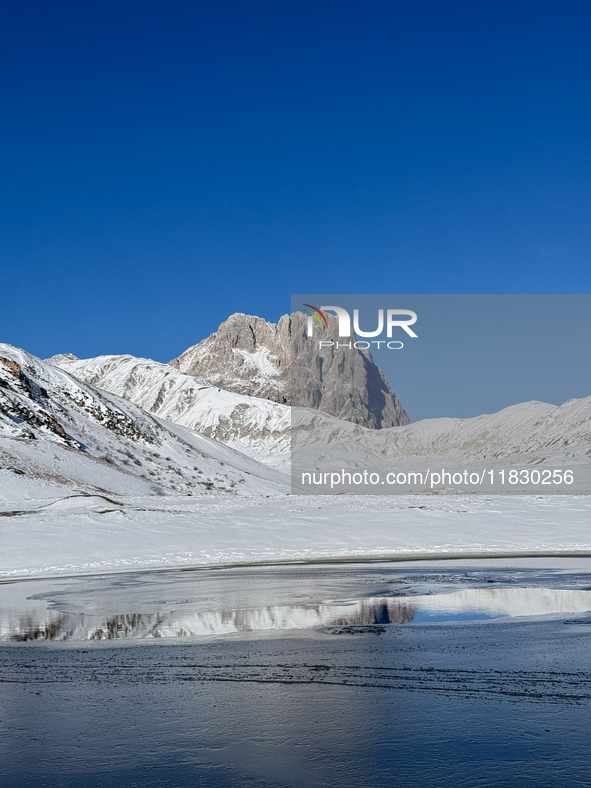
[324, 625, 387, 635]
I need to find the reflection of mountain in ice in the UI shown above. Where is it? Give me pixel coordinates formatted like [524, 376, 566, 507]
[1, 598, 416, 642]
[3, 586, 591, 642]
[412, 587, 591, 618]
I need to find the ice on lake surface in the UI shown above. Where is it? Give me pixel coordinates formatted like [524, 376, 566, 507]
[2, 559, 591, 641]
[1, 559, 591, 787]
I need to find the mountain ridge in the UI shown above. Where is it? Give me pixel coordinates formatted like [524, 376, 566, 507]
[52, 352, 291, 466]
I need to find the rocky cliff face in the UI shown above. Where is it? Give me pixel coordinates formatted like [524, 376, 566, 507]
[170, 313, 290, 404]
[170, 312, 410, 429]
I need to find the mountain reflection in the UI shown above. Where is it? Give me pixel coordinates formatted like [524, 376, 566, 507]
[3, 585, 591, 643]
[1, 597, 417, 642]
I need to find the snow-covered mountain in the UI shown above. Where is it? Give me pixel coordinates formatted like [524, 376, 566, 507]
[0, 344, 287, 504]
[50, 353, 291, 466]
[169, 311, 410, 429]
[48, 347, 591, 488]
[291, 395, 591, 492]
[379, 397, 591, 462]
[1, 337, 590, 579]
[170, 313, 290, 404]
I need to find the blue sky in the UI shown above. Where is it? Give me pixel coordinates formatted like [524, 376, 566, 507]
[1, 0, 590, 363]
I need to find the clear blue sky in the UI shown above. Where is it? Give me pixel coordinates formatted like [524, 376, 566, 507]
[1, 1, 589, 362]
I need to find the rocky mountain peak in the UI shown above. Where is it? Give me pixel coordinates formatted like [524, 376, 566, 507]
[169, 312, 409, 429]
[45, 352, 79, 364]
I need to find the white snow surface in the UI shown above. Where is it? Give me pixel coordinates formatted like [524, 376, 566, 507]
[1, 492, 590, 580]
[231, 347, 281, 380]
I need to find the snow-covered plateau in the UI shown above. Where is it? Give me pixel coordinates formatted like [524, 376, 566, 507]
[1, 337, 590, 580]
[1, 492, 591, 580]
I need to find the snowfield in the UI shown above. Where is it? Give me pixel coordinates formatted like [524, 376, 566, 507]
[1, 492, 590, 580]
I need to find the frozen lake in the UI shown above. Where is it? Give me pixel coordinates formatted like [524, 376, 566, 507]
[1, 559, 591, 786]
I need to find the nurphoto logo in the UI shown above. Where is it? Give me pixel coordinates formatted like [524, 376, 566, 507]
[302, 303, 418, 350]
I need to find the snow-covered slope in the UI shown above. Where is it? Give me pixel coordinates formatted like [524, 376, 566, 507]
[294, 396, 591, 465]
[0, 344, 287, 504]
[49, 353, 291, 466]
